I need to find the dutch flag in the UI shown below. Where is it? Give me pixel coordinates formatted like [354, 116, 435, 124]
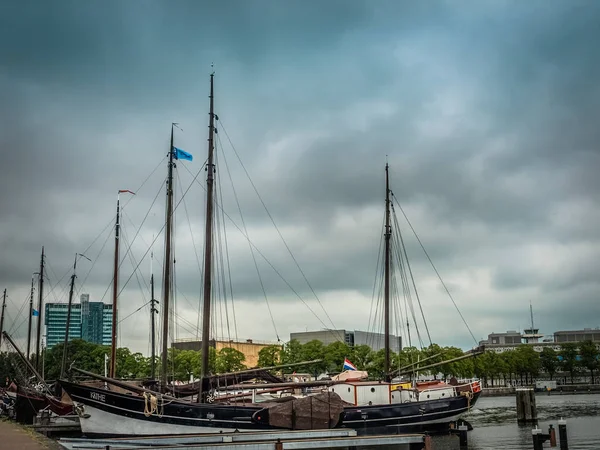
[343, 358, 357, 371]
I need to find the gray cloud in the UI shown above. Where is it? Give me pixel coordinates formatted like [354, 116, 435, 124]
[1, 0, 599, 354]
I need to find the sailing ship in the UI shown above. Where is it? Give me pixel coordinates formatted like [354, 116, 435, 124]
[60, 73, 481, 436]
[0, 251, 75, 424]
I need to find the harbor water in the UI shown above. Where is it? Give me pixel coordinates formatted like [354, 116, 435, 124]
[432, 393, 600, 449]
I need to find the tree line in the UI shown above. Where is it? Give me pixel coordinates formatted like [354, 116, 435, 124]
[1, 338, 598, 386]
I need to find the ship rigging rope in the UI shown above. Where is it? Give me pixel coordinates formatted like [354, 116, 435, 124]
[215, 142, 238, 343]
[44, 259, 69, 305]
[390, 192, 478, 345]
[176, 169, 203, 278]
[366, 210, 385, 345]
[213, 146, 233, 342]
[112, 157, 209, 304]
[74, 216, 115, 300]
[118, 299, 153, 324]
[391, 216, 424, 348]
[6, 292, 29, 335]
[179, 162, 336, 335]
[218, 120, 341, 341]
[216, 133, 279, 341]
[23, 156, 168, 318]
[99, 179, 165, 303]
[86, 155, 168, 254]
[392, 207, 432, 347]
[58, 155, 169, 302]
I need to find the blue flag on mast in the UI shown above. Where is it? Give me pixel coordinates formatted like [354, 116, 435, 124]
[173, 147, 193, 162]
[32, 309, 39, 317]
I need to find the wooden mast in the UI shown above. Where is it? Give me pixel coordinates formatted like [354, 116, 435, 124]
[0, 289, 6, 348]
[27, 277, 34, 360]
[61, 254, 78, 378]
[150, 250, 157, 381]
[200, 72, 216, 402]
[384, 163, 391, 381]
[35, 246, 44, 372]
[111, 190, 135, 378]
[160, 124, 175, 387]
[61, 253, 88, 378]
[110, 194, 121, 378]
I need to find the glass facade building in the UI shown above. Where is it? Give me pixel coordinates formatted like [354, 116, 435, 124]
[45, 294, 112, 348]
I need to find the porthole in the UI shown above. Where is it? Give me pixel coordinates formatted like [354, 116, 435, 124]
[370, 388, 376, 393]
[348, 388, 351, 392]
[427, 394, 430, 398]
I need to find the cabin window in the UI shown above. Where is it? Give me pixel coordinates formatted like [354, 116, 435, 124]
[427, 394, 430, 398]
[370, 388, 375, 393]
[348, 388, 351, 392]
[442, 393, 445, 396]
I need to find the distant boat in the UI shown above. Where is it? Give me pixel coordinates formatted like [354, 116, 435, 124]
[2, 331, 73, 424]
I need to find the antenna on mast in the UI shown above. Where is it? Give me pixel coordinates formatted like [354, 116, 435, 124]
[529, 300, 534, 331]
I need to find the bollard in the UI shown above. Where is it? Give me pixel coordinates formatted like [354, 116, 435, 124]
[458, 424, 468, 448]
[558, 418, 568, 450]
[548, 424, 557, 447]
[516, 388, 538, 422]
[532, 427, 542, 450]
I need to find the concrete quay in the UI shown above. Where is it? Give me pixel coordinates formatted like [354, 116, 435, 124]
[0, 419, 59, 450]
[481, 383, 600, 397]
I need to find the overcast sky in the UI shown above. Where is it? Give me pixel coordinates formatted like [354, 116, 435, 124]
[1, 0, 599, 356]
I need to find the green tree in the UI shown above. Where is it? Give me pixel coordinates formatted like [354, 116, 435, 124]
[367, 348, 399, 378]
[173, 349, 201, 380]
[438, 346, 464, 381]
[0, 351, 21, 385]
[324, 342, 352, 373]
[115, 347, 144, 378]
[280, 339, 303, 365]
[257, 345, 281, 368]
[579, 340, 599, 384]
[215, 347, 246, 373]
[300, 340, 327, 374]
[44, 339, 110, 380]
[397, 346, 423, 379]
[540, 348, 559, 380]
[559, 343, 579, 384]
[501, 350, 516, 385]
[350, 345, 373, 371]
[516, 346, 540, 384]
[474, 351, 501, 386]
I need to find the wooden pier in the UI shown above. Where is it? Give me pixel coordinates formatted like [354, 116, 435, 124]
[58, 429, 426, 450]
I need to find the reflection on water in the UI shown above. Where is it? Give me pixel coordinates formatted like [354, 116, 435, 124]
[432, 394, 600, 449]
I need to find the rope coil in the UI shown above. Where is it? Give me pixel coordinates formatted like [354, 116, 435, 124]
[143, 392, 164, 417]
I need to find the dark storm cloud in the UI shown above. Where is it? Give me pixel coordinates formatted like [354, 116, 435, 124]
[1, 0, 599, 352]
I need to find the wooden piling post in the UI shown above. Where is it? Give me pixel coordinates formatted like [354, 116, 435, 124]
[558, 418, 568, 450]
[516, 388, 537, 423]
[532, 427, 542, 450]
[424, 434, 432, 450]
[458, 424, 468, 448]
[549, 424, 557, 447]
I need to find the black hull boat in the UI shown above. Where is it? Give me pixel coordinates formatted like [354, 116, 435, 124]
[62, 380, 268, 435]
[341, 391, 480, 431]
[61, 380, 480, 436]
